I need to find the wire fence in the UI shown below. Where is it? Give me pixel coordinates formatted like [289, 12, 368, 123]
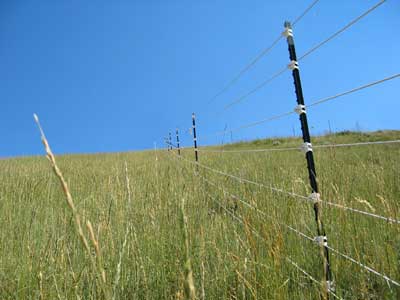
[168, 151, 344, 299]
[195, 139, 400, 154]
[169, 149, 400, 295]
[203, 73, 400, 140]
[194, 165, 400, 288]
[208, 0, 322, 105]
[221, 0, 388, 111]
[167, 140, 400, 296]
[163, 0, 399, 297]
[171, 151, 400, 224]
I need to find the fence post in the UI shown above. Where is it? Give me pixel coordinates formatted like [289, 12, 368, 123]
[192, 113, 199, 165]
[165, 137, 170, 151]
[176, 128, 181, 156]
[169, 132, 173, 151]
[283, 21, 333, 298]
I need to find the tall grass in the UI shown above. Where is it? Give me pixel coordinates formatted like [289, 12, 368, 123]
[0, 130, 399, 299]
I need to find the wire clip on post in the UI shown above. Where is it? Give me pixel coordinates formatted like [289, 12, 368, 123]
[326, 280, 336, 293]
[282, 27, 293, 38]
[309, 192, 321, 204]
[192, 113, 199, 165]
[164, 137, 170, 151]
[288, 60, 299, 70]
[176, 128, 181, 156]
[284, 20, 333, 299]
[168, 132, 172, 151]
[300, 142, 313, 154]
[294, 104, 306, 115]
[314, 235, 328, 247]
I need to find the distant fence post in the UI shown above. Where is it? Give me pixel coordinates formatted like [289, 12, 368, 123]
[192, 113, 199, 167]
[169, 132, 173, 151]
[176, 128, 181, 156]
[283, 21, 333, 298]
[165, 137, 170, 151]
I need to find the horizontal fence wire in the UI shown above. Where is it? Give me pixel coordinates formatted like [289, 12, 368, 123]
[208, 0, 321, 105]
[204, 188, 342, 299]
[197, 145, 299, 153]
[308, 73, 400, 108]
[164, 1, 398, 295]
[298, 0, 386, 61]
[291, 0, 321, 26]
[285, 258, 343, 299]
[209, 35, 284, 105]
[165, 140, 194, 150]
[223, 67, 288, 111]
[169, 146, 400, 292]
[195, 139, 400, 154]
[204, 186, 345, 298]
[170, 151, 400, 288]
[199, 171, 400, 287]
[202, 72, 400, 140]
[203, 111, 294, 139]
[221, 0, 387, 112]
[325, 246, 400, 287]
[319, 201, 400, 225]
[175, 151, 314, 199]
[199, 173, 317, 243]
[171, 151, 400, 224]
[186, 169, 344, 298]
[165, 141, 178, 148]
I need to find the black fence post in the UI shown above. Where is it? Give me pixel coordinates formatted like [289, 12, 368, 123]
[168, 132, 173, 151]
[176, 128, 181, 156]
[192, 113, 199, 165]
[164, 137, 170, 151]
[283, 21, 333, 298]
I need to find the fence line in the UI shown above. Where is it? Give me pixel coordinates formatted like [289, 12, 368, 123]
[221, 0, 386, 112]
[308, 73, 400, 108]
[167, 141, 400, 297]
[183, 70, 398, 145]
[318, 201, 400, 225]
[168, 152, 343, 298]
[326, 246, 400, 287]
[209, 35, 284, 106]
[194, 151, 400, 227]
[208, 0, 321, 105]
[172, 153, 400, 288]
[201, 171, 400, 287]
[172, 152, 400, 224]
[198, 176, 343, 299]
[199, 173, 317, 243]
[202, 72, 399, 140]
[298, 0, 386, 61]
[170, 152, 400, 224]
[286, 258, 342, 299]
[197, 145, 299, 153]
[175, 152, 313, 199]
[223, 67, 289, 111]
[206, 111, 293, 139]
[164, 2, 398, 296]
[291, 0, 321, 26]
[195, 139, 400, 154]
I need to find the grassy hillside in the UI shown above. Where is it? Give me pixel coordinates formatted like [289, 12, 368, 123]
[0, 130, 399, 299]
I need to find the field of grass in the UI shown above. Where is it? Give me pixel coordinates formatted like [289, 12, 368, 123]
[0, 130, 399, 299]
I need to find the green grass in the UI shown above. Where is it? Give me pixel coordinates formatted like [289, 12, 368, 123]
[0, 130, 399, 299]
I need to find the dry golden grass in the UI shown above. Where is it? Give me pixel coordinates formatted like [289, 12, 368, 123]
[0, 127, 399, 299]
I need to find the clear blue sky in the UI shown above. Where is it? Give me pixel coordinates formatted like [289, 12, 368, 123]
[1, 0, 399, 157]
